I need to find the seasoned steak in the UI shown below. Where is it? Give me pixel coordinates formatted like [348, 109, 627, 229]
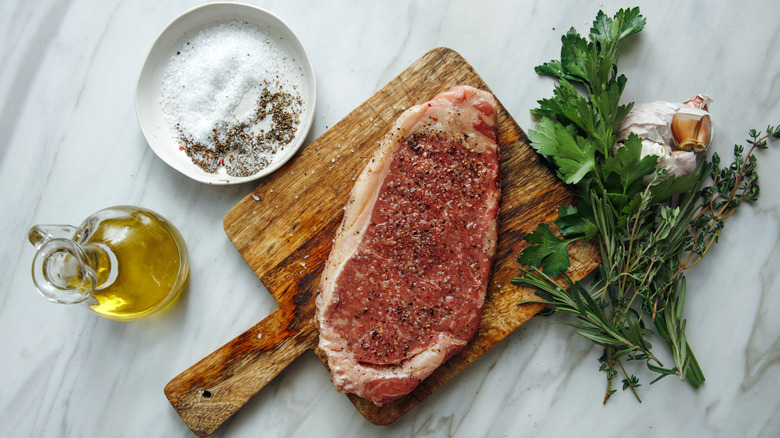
[315, 85, 500, 406]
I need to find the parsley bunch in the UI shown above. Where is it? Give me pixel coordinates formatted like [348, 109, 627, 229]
[513, 7, 779, 402]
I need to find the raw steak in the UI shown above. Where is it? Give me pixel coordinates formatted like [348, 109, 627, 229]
[315, 85, 500, 406]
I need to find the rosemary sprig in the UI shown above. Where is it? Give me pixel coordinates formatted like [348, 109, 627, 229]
[513, 7, 779, 403]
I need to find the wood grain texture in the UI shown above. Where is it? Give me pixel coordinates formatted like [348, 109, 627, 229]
[164, 47, 601, 436]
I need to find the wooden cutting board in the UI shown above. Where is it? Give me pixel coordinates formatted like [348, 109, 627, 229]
[164, 47, 601, 437]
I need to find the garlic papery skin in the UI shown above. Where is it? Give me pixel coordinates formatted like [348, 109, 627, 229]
[637, 139, 671, 184]
[618, 101, 682, 145]
[683, 94, 712, 111]
[639, 139, 671, 161]
[671, 94, 713, 152]
[660, 150, 697, 177]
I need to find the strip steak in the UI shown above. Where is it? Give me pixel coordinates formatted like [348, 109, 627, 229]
[315, 85, 500, 406]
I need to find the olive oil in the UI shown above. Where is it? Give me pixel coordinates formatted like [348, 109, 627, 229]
[81, 208, 189, 319]
[30, 206, 189, 320]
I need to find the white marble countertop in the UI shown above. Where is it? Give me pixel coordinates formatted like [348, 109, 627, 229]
[2, 0, 779, 436]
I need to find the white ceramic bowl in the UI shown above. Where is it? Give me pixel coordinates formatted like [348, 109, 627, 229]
[135, 2, 316, 185]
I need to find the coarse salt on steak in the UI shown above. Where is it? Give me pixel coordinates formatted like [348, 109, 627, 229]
[315, 85, 500, 406]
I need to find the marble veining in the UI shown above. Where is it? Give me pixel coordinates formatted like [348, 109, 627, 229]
[2, 0, 779, 437]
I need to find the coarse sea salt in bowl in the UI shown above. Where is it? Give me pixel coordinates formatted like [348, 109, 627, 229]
[135, 2, 316, 185]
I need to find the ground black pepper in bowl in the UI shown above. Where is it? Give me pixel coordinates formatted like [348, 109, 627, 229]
[177, 87, 302, 177]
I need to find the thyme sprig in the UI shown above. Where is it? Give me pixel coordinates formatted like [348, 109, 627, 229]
[512, 7, 779, 403]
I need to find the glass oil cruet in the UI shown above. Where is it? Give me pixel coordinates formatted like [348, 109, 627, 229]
[28, 205, 189, 320]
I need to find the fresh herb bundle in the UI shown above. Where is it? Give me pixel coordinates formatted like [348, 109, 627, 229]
[513, 7, 779, 402]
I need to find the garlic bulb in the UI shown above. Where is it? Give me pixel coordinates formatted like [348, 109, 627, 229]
[615, 94, 712, 181]
[670, 94, 713, 152]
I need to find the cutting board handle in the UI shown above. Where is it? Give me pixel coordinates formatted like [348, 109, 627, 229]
[164, 306, 318, 437]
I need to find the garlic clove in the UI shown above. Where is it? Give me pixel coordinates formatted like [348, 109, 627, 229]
[671, 106, 712, 152]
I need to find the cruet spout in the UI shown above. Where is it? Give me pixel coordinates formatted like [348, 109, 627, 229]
[28, 224, 79, 249]
[29, 226, 98, 305]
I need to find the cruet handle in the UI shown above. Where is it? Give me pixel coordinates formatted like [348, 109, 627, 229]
[29, 232, 97, 305]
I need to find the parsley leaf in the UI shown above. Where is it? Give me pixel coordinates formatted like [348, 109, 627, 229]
[534, 79, 597, 137]
[649, 172, 701, 204]
[555, 204, 599, 239]
[591, 7, 646, 61]
[528, 116, 597, 185]
[517, 224, 575, 276]
[604, 133, 658, 196]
